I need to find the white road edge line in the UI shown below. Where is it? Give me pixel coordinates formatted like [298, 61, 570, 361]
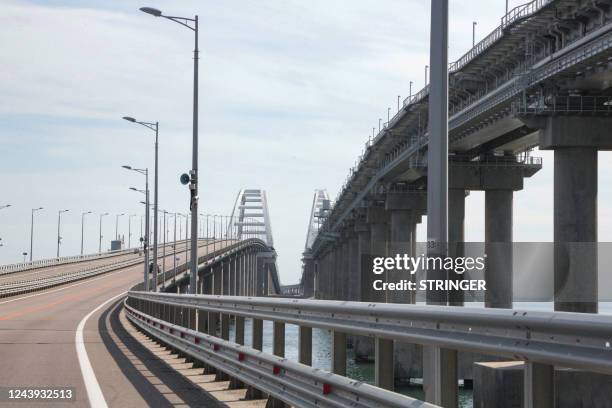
[76, 291, 127, 408]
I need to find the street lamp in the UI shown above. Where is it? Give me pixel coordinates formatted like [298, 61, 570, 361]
[56, 209, 69, 258]
[472, 21, 477, 46]
[0, 204, 11, 210]
[410, 81, 413, 98]
[115, 213, 125, 241]
[99, 212, 109, 252]
[122, 119, 159, 290]
[30, 207, 43, 262]
[425, 65, 429, 86]
[125, 165, 151, 290]
[81, 211, 92, 255]
[139, 6, 200, 295]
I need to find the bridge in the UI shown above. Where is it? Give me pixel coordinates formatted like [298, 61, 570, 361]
[1, 1, 612, 408]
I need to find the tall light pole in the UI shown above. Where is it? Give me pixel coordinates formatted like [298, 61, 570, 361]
[424, 0, 455, 406]
[397, 95, 401, 112]
[30, 207, 43, 262]
[139, 6, 199, 296]
[81, 211, 92, 255]
[410, 81, 413, 98]
[115, 213, 125, 241]
[99, 212, 109, 252]
[127, 214, 137, 248]
[123, 117, 160, 289]
[56, 209, 69, 258]
[128, 167, 150, 291]
[425, 65, 429, 86]
[0, 205, 11, 210]
[472, 21, 477, 46]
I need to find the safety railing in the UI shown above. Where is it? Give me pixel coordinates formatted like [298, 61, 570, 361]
[513, 95, 612, 115]
[126, 292, 612, 375]
[0, 246, 140, 275]
[124, 298, 439, 408]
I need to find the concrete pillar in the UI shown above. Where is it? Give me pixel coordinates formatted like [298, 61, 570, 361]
[346, 236, 360, 301]
[554, 147, 598, 313]
[302, 256, 315, 298]
[448, 189, 465, 306]
[354, 226, 374, 362]
[485, 189, 513, 309]
[387, 209, 415, 304]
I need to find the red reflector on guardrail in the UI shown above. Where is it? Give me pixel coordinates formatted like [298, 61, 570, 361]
[238, 352, 245, 361]
[273, 365, 280, 375]
[213, 344, 220, 351]
[322, 383, 332, 395]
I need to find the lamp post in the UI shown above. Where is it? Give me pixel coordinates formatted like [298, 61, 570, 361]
[30, 207, 43, 262]
[425, 65, 429, 86]
[410, 81, 413, 98]
[139, 6, 199, 297]
[127, 165, 150, 291]
[99, 213, 109, 252]
[56, 209, 69, 258]
[123, 118, 159, 290]
[127, 214, 137, 248]
[115, 213, 125, 241]
[81, 211, 92, 255]
[472, 21, 477, 46]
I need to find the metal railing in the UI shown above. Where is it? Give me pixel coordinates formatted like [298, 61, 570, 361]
[124, 299, 439, 408]
[126, 292, 612, 376]
[0, 247, 139, 275]
[514, 95, 612, 115]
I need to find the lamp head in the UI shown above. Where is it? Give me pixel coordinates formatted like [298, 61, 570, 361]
[130, 187, 137, 191]
[122, 116, 136, 122]
[122, 165, 132, 170]
[139, 7, 162, 17]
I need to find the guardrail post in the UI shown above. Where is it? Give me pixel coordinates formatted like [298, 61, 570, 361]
[524, 362, 553, 408]
[246, 318, 264, 399]
[267, 322, 287, 408]
[376, 338, 394, 390]
[298, 326, 312, 366]
[217, 260, 231, 381]
[332, 330, 347, 376]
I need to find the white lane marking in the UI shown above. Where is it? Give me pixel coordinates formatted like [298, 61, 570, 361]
[75, 291, 126, 408]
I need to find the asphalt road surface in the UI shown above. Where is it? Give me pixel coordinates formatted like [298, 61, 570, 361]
[0, 240, 235, 407]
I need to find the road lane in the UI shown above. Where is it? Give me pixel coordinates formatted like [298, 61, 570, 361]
[0, 240, 233, 408]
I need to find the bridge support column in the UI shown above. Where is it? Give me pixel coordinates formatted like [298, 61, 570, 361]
[302, 255, 315, 298]
[485, 189, 513, 309]
[347, 235, 360, 301]
[529, 115, 611, 313]
[450, 158, 540, 309]
[354, 224, 373, 361]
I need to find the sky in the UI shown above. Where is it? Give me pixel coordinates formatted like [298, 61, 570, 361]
[1, 0, 611, 284]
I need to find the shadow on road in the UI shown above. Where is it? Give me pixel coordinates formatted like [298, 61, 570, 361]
[98, 298, 223, 407]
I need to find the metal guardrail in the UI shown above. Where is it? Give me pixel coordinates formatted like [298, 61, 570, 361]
[124, 301, 437, 408]
[0, 247, 139, 276]
[0, 258, 142, 298]
[127, 292, 612, 376]
[0, 240, 201, 298]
